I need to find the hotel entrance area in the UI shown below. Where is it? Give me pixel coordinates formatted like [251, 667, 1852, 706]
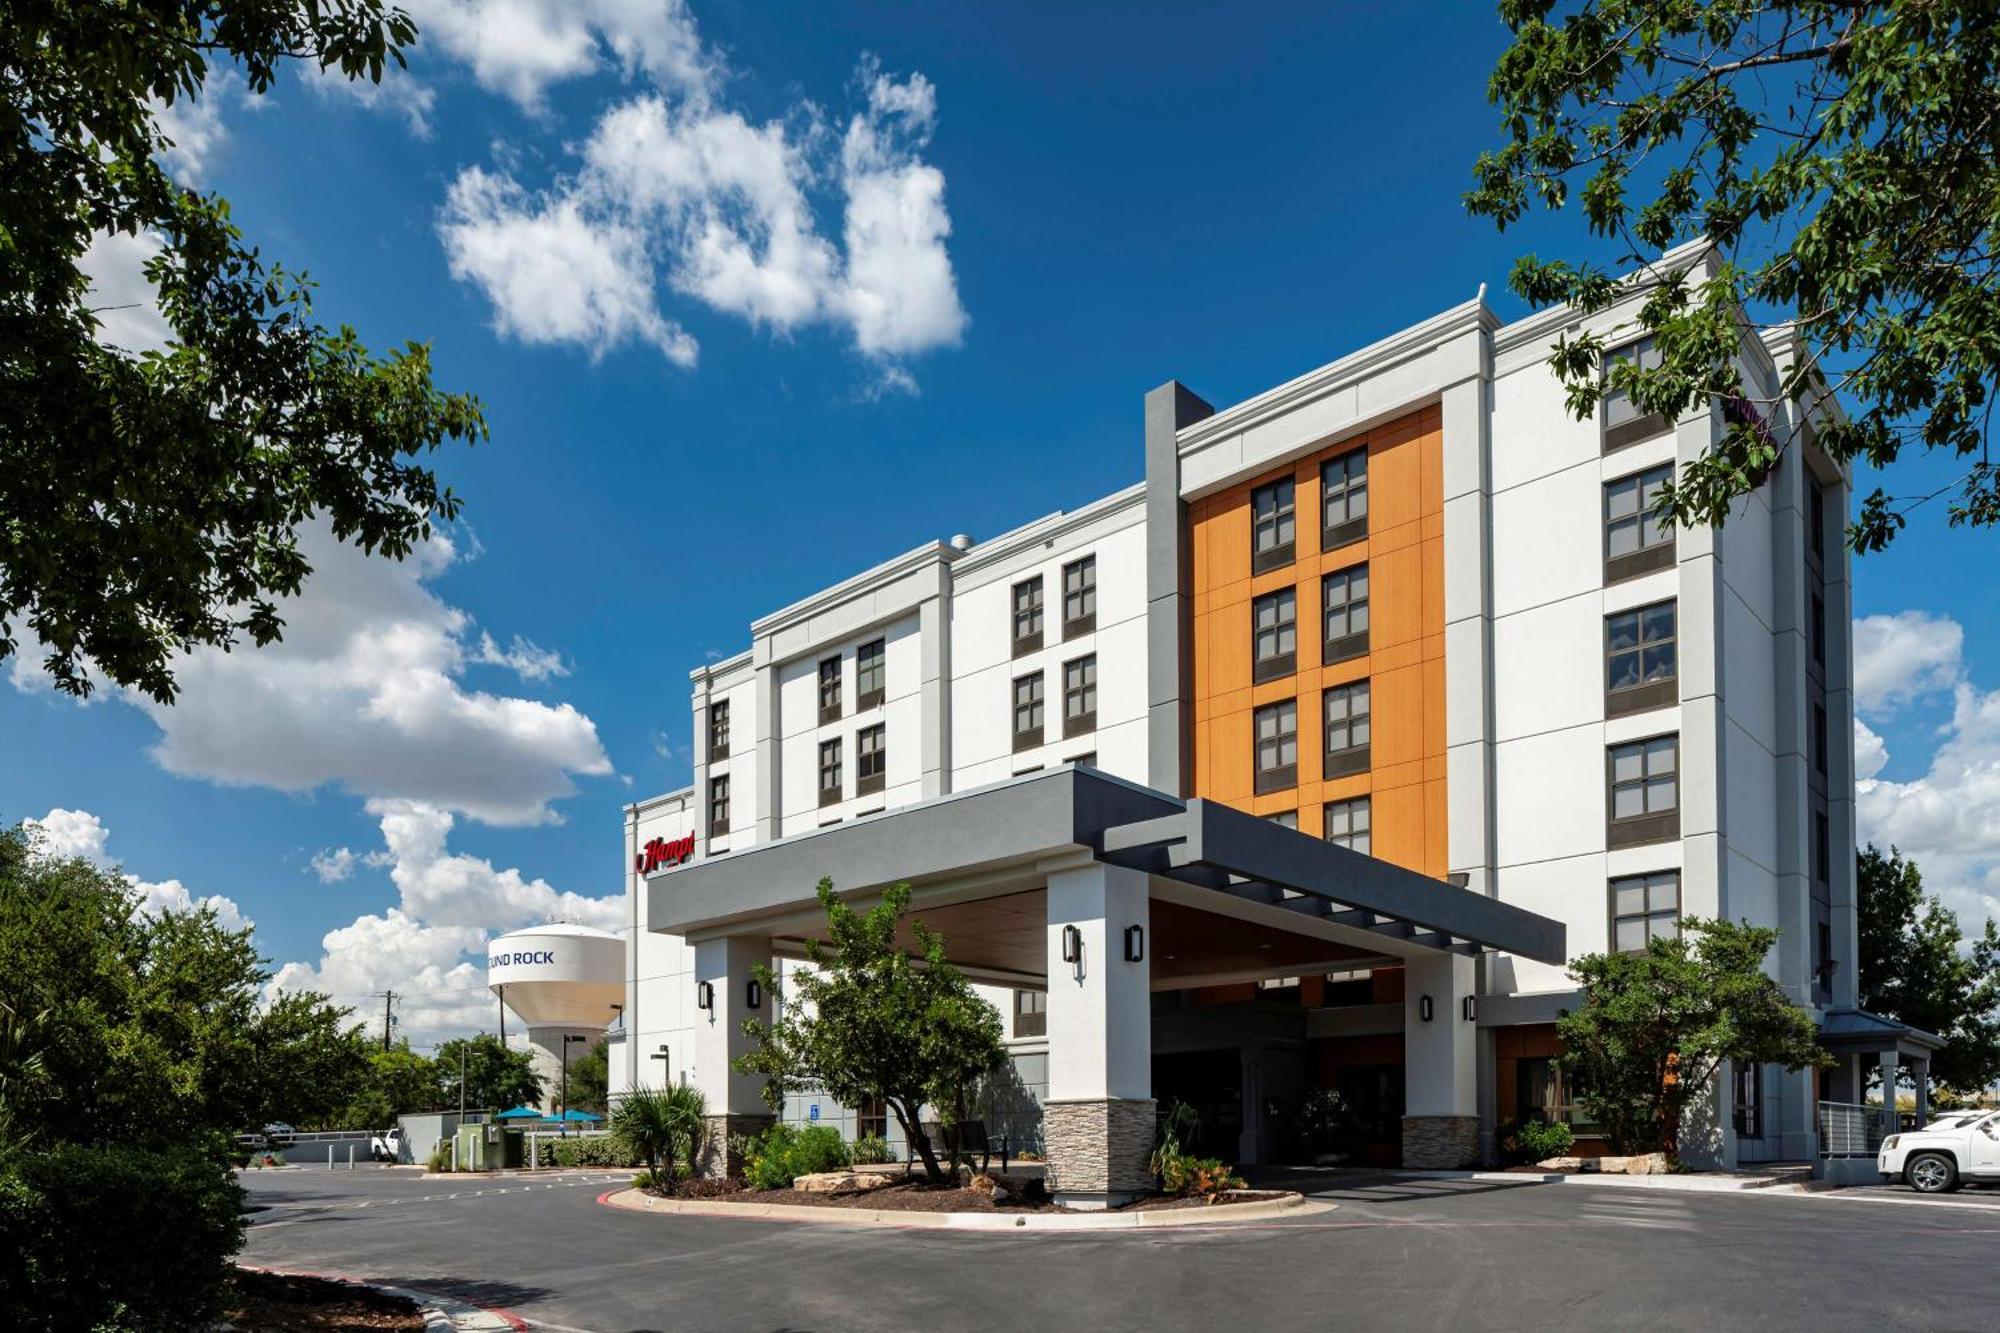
[644, 767, 1565, 1205]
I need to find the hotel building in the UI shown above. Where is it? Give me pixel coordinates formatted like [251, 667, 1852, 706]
[609, 244, 1891, 1205]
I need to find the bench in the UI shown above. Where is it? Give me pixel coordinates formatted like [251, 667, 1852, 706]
[906, 1119, 1010, 1174]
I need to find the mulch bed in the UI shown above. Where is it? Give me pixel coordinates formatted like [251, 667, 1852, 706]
[224, 1269, 423, 1332]
[642, 1175, 1283, 1214]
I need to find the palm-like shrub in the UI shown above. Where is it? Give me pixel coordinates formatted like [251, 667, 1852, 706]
[610, 1086, 707, 1186]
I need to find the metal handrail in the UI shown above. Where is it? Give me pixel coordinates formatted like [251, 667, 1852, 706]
[1817, 1100, 1889, 1157]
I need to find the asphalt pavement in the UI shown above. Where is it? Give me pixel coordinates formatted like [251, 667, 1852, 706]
[239, 1165, 2000, 1333]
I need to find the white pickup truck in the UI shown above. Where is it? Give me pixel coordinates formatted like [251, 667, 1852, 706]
[1879, 1109, 2000, 1192]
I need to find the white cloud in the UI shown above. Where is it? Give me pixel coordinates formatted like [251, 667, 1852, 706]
[1854, 611, 1964, 714]
[310, 847, 360, 883]
[402, 0, 710, 111]
[270, 800, 622, 1047]
[440, 165, 698, 366]
[1853, 612, 2000, 937]
[302, 61, 439, 137]
[151, 90, 228, 185]
[8, 525, 613, 826]
[78, 230, 174, 354]
[23, 808, 250, 931]
[434, 4, 965, 381]
[471, 632, 569, 680]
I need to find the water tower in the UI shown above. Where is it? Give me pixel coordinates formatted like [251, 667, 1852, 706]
[487, 923, 624, 1113]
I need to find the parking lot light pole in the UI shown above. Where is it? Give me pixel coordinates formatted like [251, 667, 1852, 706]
[561, 1033, 586, 1138]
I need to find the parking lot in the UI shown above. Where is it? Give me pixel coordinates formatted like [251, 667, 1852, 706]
[239, 1166, 2000, 1332]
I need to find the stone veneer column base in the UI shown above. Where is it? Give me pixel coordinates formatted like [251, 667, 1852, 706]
[1043, 1097, 1156, 1208]
[1402, 1115, 1481, 1169]
[699, 1113, 774, 1179]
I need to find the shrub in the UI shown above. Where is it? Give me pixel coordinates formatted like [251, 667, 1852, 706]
[1509, 1118, 1576, 1164]
[611, 1085, 708, 1181]
[427, 1143, 453, 1173]
[0, 1142, 244, 1333]
[744, 1124, 851, 1190]
[532, 1135, 638, 1168]
[1158, 1152, 1245, 1201]
[851, 1132, 893, 1165]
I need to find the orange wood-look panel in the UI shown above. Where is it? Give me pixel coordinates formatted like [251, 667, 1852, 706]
[1187, 404, 1447, 877]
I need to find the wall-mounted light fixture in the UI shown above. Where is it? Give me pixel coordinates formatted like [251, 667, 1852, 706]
[1061, 924, 1082, 964]
[1419, 995, 1435, 1023]
[1123, 924, 1145, 963]
[1462, 995, 1477, 1023]
[746, 979, 763, 1010]
[696, 980, 714, 1011]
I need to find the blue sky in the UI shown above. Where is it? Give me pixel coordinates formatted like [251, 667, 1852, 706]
[7, 1, 1997, 1043]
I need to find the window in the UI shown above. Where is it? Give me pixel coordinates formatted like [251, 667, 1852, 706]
[1812, 703, 1829, 777]
[1811, 591, 1827, 669]
[1323, 566, 1370, 664]
[1252, 588, 1298, 683]
[856, 638, 886, 711]
[857, 1096, 889, 1140]
[1604, 464, 1675, 583]
[818, 655, 842, 724]
[1814, 808, 1831, 884]
[1321, 449, 1368, 549]
[1012, 672, 1045, 752]
[1807, 480, 1827, 566]
[1611, 871, 1680, 952]
[1062, 655, 1097, 738]
[708, 774, 731, 839]
[1014, 989, 1047, 1039]
[1608, 734, 1679, 848]
[708, 698, 730, 760]
[1322, 680, 1371, 778]
[1732, 1063, 1764, 1140]
[1254, 699, 1298, 794]
[818, 738, 842, 807]
[1251, 477, 1296, 573]
[1012, 577, 1044, 657]
[1324, 797, 1371, 853]
[1605, 599, 1677, 716]
[1267, 810, 1299, 831]
[1517, 1057, 1582, 1126]
[857, 723, 886, 796]
[1062, 556, 1097, 638]
[1602, 335, 1670, 451]
[1816, 918, 1835, 999]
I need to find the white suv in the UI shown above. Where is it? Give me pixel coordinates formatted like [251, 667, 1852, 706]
[1879, 1109, 2000, 1192]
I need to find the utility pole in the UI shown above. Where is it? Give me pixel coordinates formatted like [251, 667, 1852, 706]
[379, 990, 397, 1052]
[458, 1040, 468, 1123]
[560, 1033, 586, 1139]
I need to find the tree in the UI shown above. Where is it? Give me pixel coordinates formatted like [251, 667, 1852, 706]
[338, 1044, 443, 1129]
[567, 1035, 610, 1114]
[734, 879, 1007, 1184]
[2, 2, 484, 704]
[1557, 917, 1830, 1155]
[1468, 2, 2000, 551]
[249, 990, 374, 1130]
[435, 1034, 542, 1113]
[610, 1085, 707, 1186]
[1858, 845, 2000, 1095]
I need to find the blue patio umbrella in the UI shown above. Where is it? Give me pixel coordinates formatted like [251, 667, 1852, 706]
[554, 1109, 603, 1123]
[494, 1105, 547, 1120]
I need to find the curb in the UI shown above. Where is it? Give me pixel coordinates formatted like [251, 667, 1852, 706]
[239, 1266, 526, 1332]
[1383, 1168, 1802, 1193]
[597, 1185, 1333, 1230]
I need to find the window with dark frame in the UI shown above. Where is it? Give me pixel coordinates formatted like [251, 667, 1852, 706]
[1602, 335, 1670, 451]
[1062, 555, 1097, 638]
[818, 738, 842, 807]
[1321, 449, 1368, 550]
[1607, 734, 1679, 847]
[1266, 810, 1299, 831]
[1013, 988, 1047, 1039]
[857, 723, 886, 797]
[818, 655, 842, 724]
[1732, 1063, 1764, 1140]
[856, 638, 886, 711]
[1251, 477, 1296, 573]
[1323, 680, 1371, 779]
[708, 774, 731, 839]
[1012, 577, 1044, 657]
[1324, 796, 1370, 853]
[1062, 655, 1096, 738]
[1604, 464, 1676, 583]
[1252, 587, 1298, 683]
[1811, 591, 1827, 668]
[1323, 565, 1369, 664]
[1813, 703, 1829, 776]
[857, 1097, 889, 1140]
[1012, 672, 1045, 752]
[1611, 871, 1680, 952]
[1808, 479, 1827, 566]
[1814, 808, 1831, 884]
[1605, 599, 1678, 716]
[708, 698, 730, 760]
[1253, 699, 1298, 794]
